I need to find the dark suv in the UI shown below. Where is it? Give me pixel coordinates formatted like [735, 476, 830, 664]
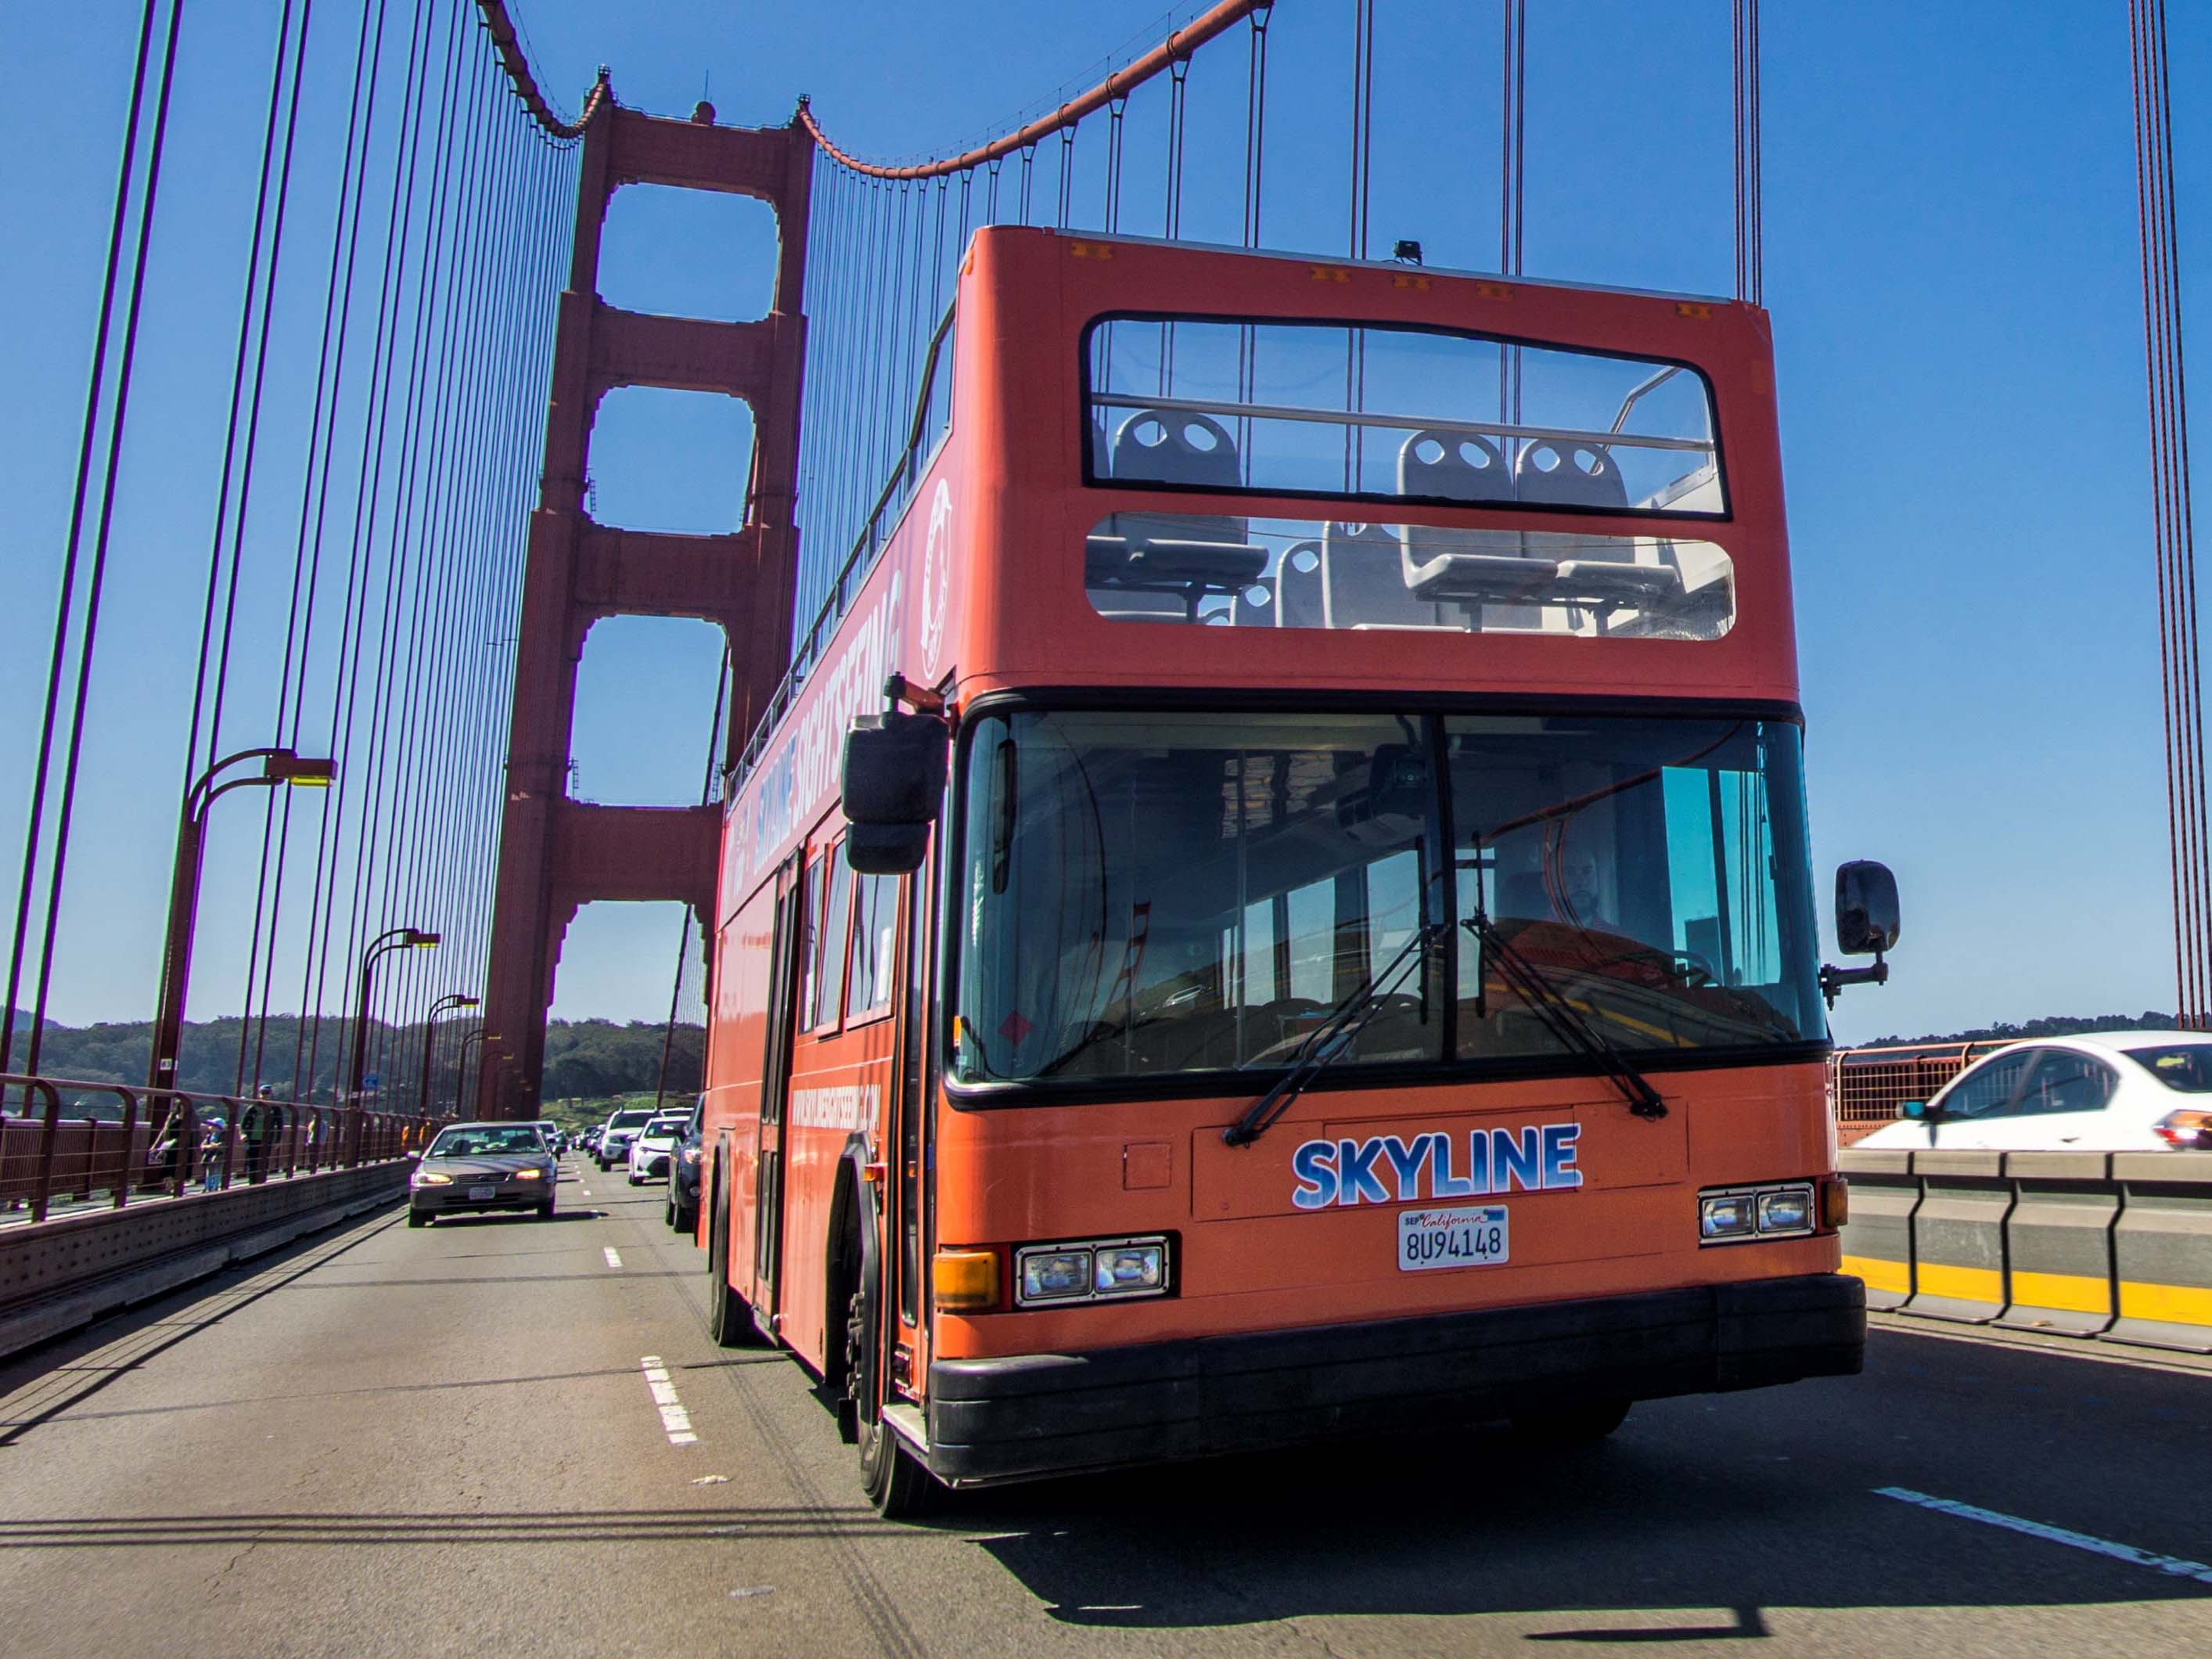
[667, 1096, 703, 1234]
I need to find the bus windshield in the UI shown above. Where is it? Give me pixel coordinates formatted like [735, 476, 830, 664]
[953, 708, 1822, 1089]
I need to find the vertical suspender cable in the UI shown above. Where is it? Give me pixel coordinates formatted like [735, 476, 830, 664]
[2132, 0, 2211, 1024]
[1499, 0, 1526, 423]
[1056, 121, 1075, 229]
[1164, 56, 1190, 241]
[18, 0, 189, 1078]
[1104, 96, 1126, 232]
[1238, 5, 1272, 477]
[1734, 0, 1762, 306]
[0, 0, 171, 1077]
[1345, 0, 1376, 490]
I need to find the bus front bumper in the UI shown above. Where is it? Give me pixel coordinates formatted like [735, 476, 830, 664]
[923, 1271, 1863, 1487]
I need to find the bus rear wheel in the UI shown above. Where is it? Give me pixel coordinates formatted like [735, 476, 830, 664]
[845, 1280, 936, 1520]
[1509, 1400, 1631, 1445]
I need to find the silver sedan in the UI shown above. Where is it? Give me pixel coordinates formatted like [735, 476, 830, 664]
[408, 1122, 558, 1225]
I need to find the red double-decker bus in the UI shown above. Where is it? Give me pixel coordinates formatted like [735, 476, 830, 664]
[697, 225, 1897, 1515]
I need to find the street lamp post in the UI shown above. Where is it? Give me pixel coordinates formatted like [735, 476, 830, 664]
[148, 748, 334, 1092]
[455, 1027, 498, 1119]
[419, 994, 479, 1121]
[347, 927, 438, 1128]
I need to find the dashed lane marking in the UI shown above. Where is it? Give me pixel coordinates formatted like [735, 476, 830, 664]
[602, 1247, 623, 1270]
[641, 1355, 696, 1445]
[1876, 1486, 2212, 1584]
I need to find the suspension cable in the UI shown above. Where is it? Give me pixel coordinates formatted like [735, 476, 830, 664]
[1733, 0, 1762, 304]
[2133, 0, 2210, 1025]
[0, 0, 173, 1078]
[796, 0, 1268, 181]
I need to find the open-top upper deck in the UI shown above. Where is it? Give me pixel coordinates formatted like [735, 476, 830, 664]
[727, 227, 1800, 903]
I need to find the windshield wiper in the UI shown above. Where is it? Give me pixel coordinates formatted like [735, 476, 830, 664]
[1222, 921, 1444, 1148]
[1462, 909, 1668, 1119]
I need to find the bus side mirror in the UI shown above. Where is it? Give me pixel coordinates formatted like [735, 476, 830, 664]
[1835, 860, 1900, 955]
[843, 711, 949, 876]
[1819, 860, 1897, 1009]
[847, 823, 931, 874]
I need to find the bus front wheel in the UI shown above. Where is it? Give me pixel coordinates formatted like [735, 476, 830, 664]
[845, 1276, 935, 1520]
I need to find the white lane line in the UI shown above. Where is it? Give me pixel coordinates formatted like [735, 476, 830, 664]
[641, 1355, 697, 1445]
[602, 1247, 623, 1269]
[1875, 1487, 2212, 1583]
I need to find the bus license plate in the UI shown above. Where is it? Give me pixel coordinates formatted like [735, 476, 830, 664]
[1397, 1204, 1509, 1272]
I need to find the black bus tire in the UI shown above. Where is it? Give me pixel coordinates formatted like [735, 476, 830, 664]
[846, 1275, 937, 1520]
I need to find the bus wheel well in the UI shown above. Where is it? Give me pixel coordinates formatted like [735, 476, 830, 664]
[823, 1146, 871, 1397]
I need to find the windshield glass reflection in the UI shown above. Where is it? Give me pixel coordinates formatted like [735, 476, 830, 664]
[952, 710, 1822, 1088]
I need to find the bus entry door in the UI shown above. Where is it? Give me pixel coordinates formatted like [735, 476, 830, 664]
[753, 860, 803, 1323]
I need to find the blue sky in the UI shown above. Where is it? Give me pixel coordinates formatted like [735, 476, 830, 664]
[0, 0, 2202, 1042]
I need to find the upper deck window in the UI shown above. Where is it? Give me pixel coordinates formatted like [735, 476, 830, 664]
[1084, 315, 1724, 517]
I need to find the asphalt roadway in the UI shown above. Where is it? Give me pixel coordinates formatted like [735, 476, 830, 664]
[3, 1162, 2210, 1659]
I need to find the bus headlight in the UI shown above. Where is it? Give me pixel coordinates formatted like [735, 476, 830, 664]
[1014, 1236, 1171, 1307]
[1699, 1193, 1754, 1240]
[1699, 1182, 1817, 1244]
[1094, 1243, 1164, 1293]
[1019, 1249, 1092, 1302]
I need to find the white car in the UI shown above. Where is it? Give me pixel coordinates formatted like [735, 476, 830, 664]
[595, 1107, 656, 1169]
[626, 1114, 692, 1185]
[1857, 1030, 2212, 1152]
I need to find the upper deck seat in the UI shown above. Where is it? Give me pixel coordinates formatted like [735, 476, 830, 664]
[1229, 573, 1277, 627]
[1512, 439, 1629, 509]
[1088, 409, 1264, 617]
[1274, 542, 1325, 628]
[1322, 521, 1446, 629]
[1398, 430, 1513, 505]
[1394, 430, 1552, 620]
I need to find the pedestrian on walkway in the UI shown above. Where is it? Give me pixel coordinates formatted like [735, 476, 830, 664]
[243, 1087, 277, 1185]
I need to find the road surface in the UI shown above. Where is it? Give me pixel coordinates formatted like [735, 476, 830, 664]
[2, 1161, 2208, 1657]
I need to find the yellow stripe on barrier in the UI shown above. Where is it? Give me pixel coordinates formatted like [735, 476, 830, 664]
[1914, 1261, 2003, 1305]
[2118, 1279, 2212, 1328]
[1841, 1254, 1908, 1295]
[2009, 1269, 2110, 1316]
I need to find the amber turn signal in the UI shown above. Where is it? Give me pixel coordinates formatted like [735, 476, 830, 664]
[1819, 1175, 1850, 1232]
[933, 1247, 1000, 1313]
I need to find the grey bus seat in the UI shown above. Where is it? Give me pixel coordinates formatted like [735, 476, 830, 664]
[1397, 429, 1513, 503]
[1112, 408, 1243, 491]
[1323, 521, 1442, 628]
[1229, 574, 1278, 627]
[1274, 542, 1325, 628]
[1513, 440, 1628, 509]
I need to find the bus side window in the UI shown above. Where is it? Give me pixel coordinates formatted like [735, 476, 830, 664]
[846, 871, 899, 1023]
[814, 844, 854, 1032]
[798, 855, 824, 1030]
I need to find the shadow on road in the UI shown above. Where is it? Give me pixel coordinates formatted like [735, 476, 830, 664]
[936, 1387, 2212, 1632]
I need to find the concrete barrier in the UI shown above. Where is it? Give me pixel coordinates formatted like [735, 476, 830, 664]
[0, 1161, 410, 1361]
[2109, 1153, 2212, 1353]
[1996, 1153, 2118, 1336]
[1838, 1148, 2212, 1356]
[1836, 1148, 1916, 1311]
[1900, 1150, 2012, 1323]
